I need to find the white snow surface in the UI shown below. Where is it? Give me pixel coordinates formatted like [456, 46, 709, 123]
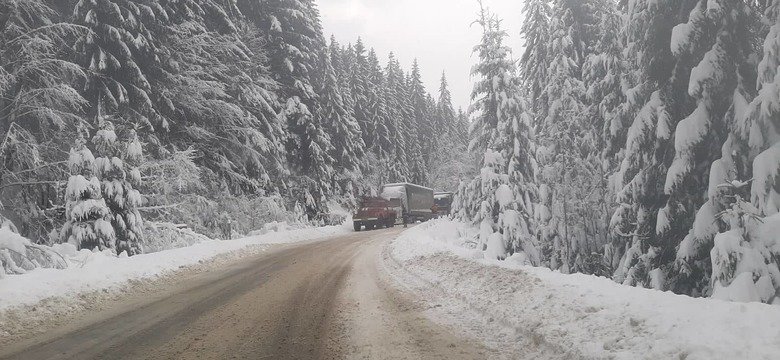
[387, 218, 780, 359]
[0, 223, 350, 312]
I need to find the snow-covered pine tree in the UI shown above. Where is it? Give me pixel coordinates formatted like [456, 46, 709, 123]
[429, 73, 474, 191]
[366, 48, 393, 164]
[93, 121, 145, 255]
[337, 42, 358, 122]
[584, 2, 626, 166]
[519, 0, 552, 128]
[319, 41, 366, 208]
[409, 60, 432, 184]
[536, 1, 590, 273]
[60, 129, 115, 252]
[402, 63, 428, 186]
[384, 53, 411, 182]
[705, 0, 780, 303]
[609, 0, 700, 289]
[604, 0, 663, 279]
[458, 5, 539, 263]
[156, 3, 287, 193]
[436, 73, 457, 138]
[666, 0, 761, 296]
[252, 0, 335, 215]
[73, 0, 162, 128]
[349, 38, 374, 150]
[0, 0, 86, 241]
[455, 108, 470, 144]
[582, 0, 628, 274]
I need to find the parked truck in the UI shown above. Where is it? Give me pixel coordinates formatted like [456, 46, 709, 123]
[381, 183, 435, 224]
[352, 197, 397, 231]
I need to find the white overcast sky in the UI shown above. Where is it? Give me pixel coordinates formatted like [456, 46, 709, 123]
[317, 0, 525, 112]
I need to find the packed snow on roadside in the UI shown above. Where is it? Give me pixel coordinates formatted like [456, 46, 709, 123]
[386, 218, 780, 360]
[0, 222, 351, 313]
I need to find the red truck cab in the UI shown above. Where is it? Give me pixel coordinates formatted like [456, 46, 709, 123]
[352, 197, 397, 231]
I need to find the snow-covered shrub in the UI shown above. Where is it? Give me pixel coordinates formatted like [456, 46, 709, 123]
[710, 187, 780, 304]
[141, 222, 211, 254]
[1, 225, 67, 277]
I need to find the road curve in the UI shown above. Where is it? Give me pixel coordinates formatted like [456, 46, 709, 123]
[1, 227, 490, 360]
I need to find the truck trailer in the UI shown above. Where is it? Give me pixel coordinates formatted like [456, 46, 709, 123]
[381, 183, 435, 224]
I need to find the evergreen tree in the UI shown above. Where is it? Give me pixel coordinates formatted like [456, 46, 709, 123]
[584, 2, 626, 165]
[583, 0, 627, 274]
[384, 53, 411, 182]
[610, 0, 696, 289]
[350, 38, 374, 150]
[698, 0, 780, 302]
[409, 59, 432, 184]
[61, 129, 115, 251]
[251, 0, 335, 215]
[319, 42, 365, 207]
[73, 0, 162, 129]
[436, 73, 457, 138]
[0, 0, 86, 240]
[536, 1, 589, 273]
[520, 0, 552, 127]
[666, 0, 760, 295]
[457, 5, 539, 263]
[155, 5, 286, 193]
[92, 121, 145, 255]
[366, 48, 392, 163]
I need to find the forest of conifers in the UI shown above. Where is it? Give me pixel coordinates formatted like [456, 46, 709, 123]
[0, 0, 468, 250]
[3, 0, 780, 302]
[456, 0, 780, 302]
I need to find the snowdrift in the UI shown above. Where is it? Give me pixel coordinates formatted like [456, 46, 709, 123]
[386, 219, 780, 359]
[0, 223, 351, 313]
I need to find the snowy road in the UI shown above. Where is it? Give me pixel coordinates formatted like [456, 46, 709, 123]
[0, 227, 491, 360]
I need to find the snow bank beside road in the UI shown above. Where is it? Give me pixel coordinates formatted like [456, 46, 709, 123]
[386, 219, 780, 359]
[0, 223, 350, 313]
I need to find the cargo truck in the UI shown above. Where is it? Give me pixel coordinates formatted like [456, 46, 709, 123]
[381, 183, 435, 224]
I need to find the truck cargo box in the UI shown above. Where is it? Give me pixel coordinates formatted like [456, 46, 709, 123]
[381, 183, 435, 223]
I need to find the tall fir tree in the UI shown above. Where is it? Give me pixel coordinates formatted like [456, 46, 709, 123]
[366, 48, 392, 163]
[251, 0, 335, 215]
[520, 0, 552, 128]
[536, 1, 589, 273]
[457, 5, 539, 263]
[349, 38, 374, 151]
[665, 0, 760, 295]
[320, 41, 365, 207]
[409, 59, 432, 185]
[706, 30, 780, 299]
[610, 0, 697, 289]
[384, 53, 411, 182]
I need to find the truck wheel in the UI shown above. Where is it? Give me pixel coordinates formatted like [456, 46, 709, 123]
[387, 221, 394, 228]
[353, 223, 361, 232]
